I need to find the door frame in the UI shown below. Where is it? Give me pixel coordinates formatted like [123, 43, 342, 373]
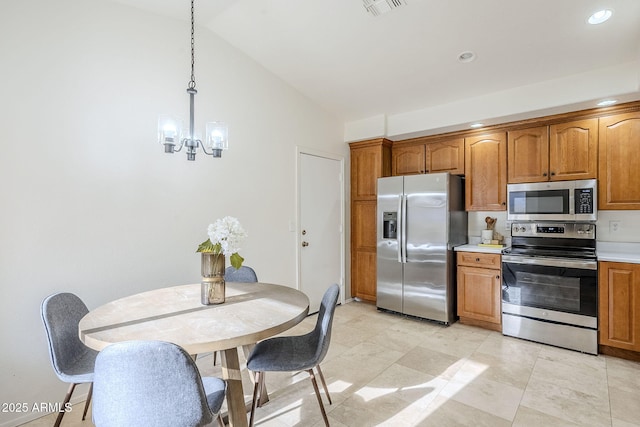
[296, 146, 346, 306]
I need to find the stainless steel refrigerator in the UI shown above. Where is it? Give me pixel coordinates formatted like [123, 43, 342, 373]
[376, 173, 467, 324]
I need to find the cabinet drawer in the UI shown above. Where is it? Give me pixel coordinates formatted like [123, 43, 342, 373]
[457, 252, 501, 268]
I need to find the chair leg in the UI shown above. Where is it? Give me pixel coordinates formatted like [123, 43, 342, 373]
[316, 365, 332, 405]
[249, 371, 262, 427]
[307, 369, 330, 427]
[213, 351, 217, 366]
[53, 383, 76, 427]
[82, 382, 93, 420]
[217, 412, 226, 427]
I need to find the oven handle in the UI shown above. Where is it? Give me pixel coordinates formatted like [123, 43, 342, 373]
[502, 255, 597, 270]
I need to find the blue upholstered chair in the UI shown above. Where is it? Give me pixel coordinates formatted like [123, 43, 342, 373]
[92, 340, 227, 427]
[224, 265, 258, 282]
[41, 292, 97, 427]
[247, 284, 340, 427]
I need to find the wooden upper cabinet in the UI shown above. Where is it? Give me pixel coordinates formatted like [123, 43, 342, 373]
[549, 119, 598, 181]
[465, 132, 507, 211]
[508, 126, 549, 183]
[599, 112, 640, 210]
[508, 119, 598, 183]
[350, 139, 392, 200]
[392, 144, 426, 175]
[429, 139, 465, 174]
[392, 138, 464, 176]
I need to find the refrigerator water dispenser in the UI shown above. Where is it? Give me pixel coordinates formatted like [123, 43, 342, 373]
[383, 212, 397, 239]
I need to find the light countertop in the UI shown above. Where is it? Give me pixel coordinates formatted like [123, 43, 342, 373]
[454, 244, 506, 254]
[597, 242, 640, 264]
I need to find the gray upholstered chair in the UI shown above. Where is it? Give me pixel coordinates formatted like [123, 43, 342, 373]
[41, 292, 97, 427]
[92, 340, 227, 427]
[224, 265, 258, 282]
[247, 284, 340, 427]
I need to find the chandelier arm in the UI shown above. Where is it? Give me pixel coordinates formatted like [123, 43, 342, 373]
[199, 140, 213, 155]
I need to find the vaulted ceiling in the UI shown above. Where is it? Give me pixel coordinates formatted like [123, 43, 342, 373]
[112, 0, 640, 128]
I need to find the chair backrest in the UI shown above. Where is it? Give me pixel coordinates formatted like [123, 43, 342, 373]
[41, 292, 94, 382]
[92, 340, 214, 427]
[311, 284, 340, 365]
[225, 265, 258, 282]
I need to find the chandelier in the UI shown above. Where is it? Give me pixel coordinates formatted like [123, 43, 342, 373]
[157, 0, 228, 161]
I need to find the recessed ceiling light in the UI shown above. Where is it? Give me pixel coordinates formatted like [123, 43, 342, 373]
[588, 9, 613, 25]
[470, 123, 484, 129]
[458, 51, 476, 63]
[597, 99, 617, 107]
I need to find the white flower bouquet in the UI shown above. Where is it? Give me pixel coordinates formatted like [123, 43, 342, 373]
[196, 216, 247, 269]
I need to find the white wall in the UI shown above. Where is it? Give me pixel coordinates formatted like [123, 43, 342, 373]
[0, 1, 346, 425]
[344, 60, 640, 142]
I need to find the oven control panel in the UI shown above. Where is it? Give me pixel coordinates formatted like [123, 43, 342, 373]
[511, 222, 595, 239]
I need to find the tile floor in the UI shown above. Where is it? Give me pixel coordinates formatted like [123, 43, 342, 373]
[24, 301, 640, 426]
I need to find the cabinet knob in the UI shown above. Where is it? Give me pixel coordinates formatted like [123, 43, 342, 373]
[496, 275, 500, 279]
[501, 202, 506, 206]
[542, 172, 547, 177]
[476, 258, 480, 262]
[551, 171, 556, 176]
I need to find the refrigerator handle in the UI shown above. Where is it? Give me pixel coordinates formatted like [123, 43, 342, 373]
[401, 194, 408, 263]
[397, 195, 403, 263]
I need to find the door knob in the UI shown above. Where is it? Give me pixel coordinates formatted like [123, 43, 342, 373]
[302, 241, 309, 247]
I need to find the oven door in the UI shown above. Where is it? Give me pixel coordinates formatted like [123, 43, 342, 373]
[501, 255, 597, 328]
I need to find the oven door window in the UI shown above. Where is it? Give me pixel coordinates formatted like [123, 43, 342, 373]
[502, 262, 597, 317]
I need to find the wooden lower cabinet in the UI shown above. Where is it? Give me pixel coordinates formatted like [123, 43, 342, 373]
[351, 200, 378, 302]
[457, 252, 502, 331]
[599, 261, 640, 360]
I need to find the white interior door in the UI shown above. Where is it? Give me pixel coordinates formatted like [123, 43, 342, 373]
[298, 150, 344, 313]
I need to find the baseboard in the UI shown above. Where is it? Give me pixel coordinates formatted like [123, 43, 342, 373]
[599, 344, 640, 362]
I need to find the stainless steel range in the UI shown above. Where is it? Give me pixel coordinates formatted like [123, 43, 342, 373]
[501, 222, 597, 355]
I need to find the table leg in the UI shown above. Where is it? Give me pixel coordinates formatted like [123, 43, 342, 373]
[220, 348, 248, 427]
[242, 344, 269, 406]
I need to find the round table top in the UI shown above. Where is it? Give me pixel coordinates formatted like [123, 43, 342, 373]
[79, 282, 310, 355]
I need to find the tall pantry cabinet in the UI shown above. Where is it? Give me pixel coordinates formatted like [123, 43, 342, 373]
[349, 139, 392, 302]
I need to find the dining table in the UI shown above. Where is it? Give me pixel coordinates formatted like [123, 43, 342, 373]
[79, 281, 310, 427]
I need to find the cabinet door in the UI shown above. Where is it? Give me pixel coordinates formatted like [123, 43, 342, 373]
[599, 112, 640, 210]
[465, 132, 507, 211]
[351, 201, 377, 301]
[599, 261, 640, 351]
[549, 118, 598, 181]
[457, 266, 501, 324]
[351, 145, 385, 199]
[428, 138, 464, 174]
[392, 144, 426, 175]
[507, 126, 549, 183]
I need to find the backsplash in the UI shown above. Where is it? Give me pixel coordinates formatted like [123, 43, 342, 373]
[596, 211, 640, 242]
[468, 211, 510, 245]
[468, 210, 640, 244]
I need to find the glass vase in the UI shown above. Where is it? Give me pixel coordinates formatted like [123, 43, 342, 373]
[201, 253, 225, 305]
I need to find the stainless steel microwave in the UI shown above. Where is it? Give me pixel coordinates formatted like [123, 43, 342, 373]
[507, 179, 597, 221]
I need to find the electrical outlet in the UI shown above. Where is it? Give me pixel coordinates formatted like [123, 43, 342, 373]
[610, 220, 621, 233]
